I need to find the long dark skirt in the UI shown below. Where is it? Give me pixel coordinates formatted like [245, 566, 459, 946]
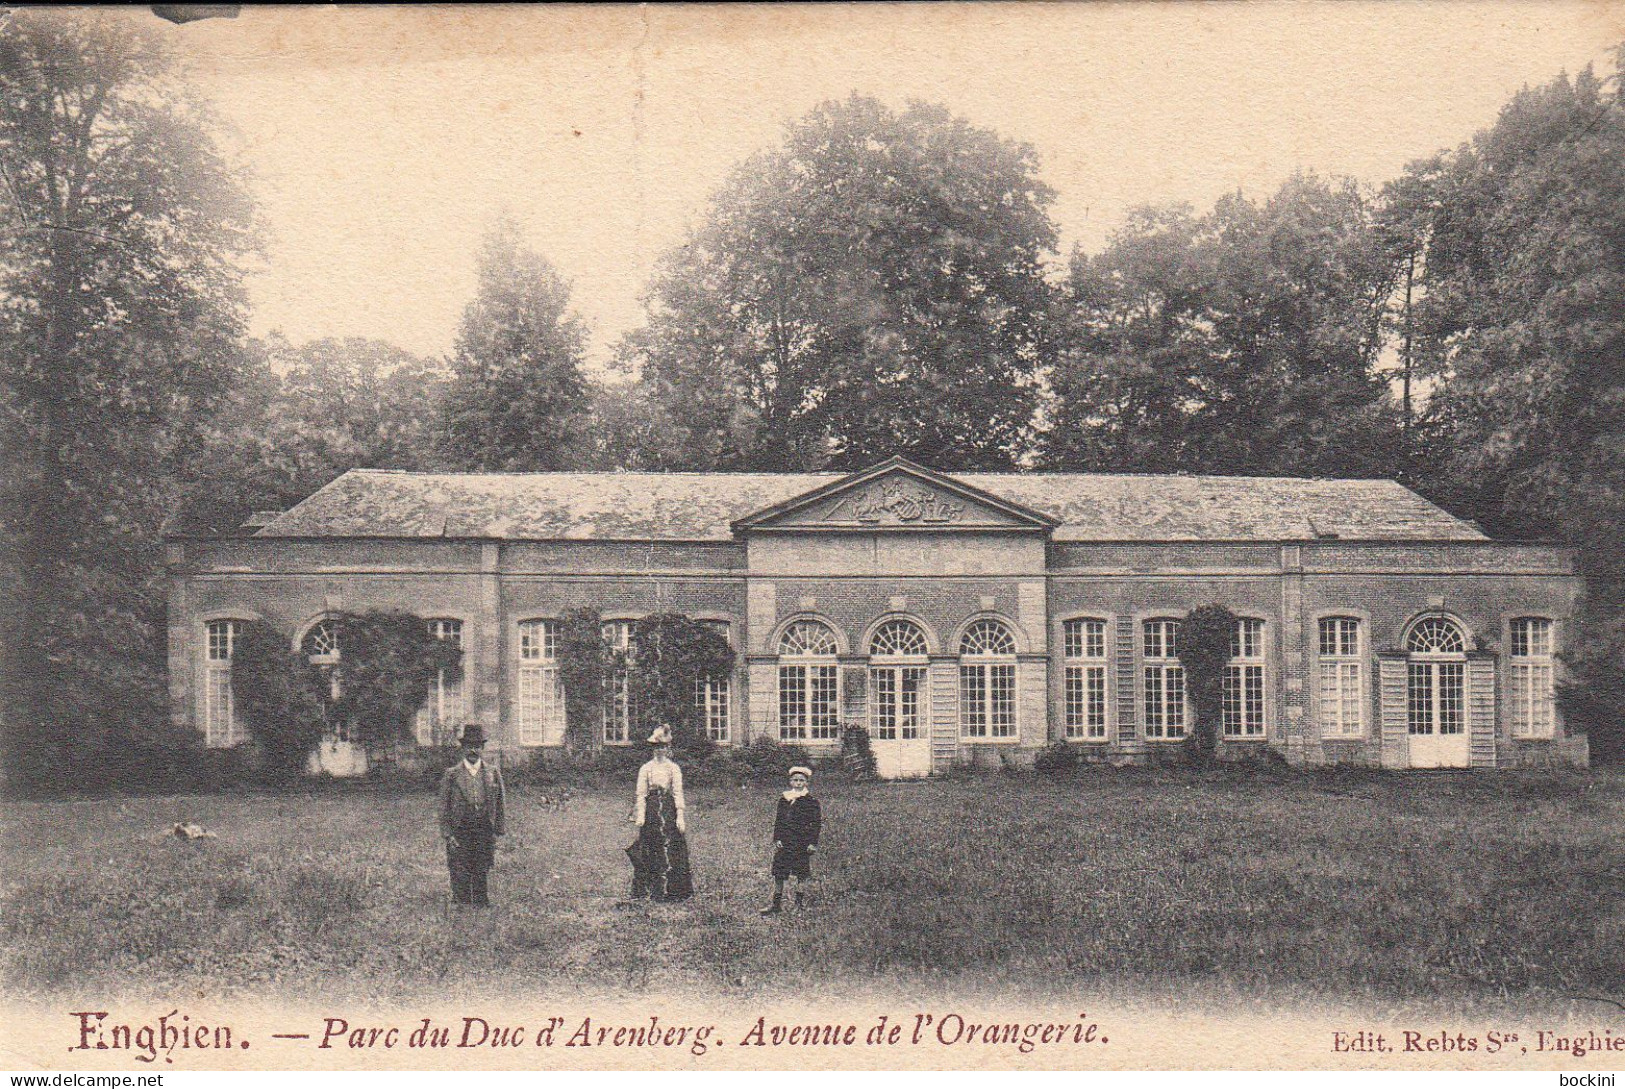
[626, 787, 693, 902]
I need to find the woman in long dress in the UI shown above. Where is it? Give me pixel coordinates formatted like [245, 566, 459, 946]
[626, 726, 693, 902]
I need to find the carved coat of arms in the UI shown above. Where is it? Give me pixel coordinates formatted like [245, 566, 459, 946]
[824, 481, 966, 525]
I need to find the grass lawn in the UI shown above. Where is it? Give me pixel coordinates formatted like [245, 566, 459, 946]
[4, 765, 1624, 1009]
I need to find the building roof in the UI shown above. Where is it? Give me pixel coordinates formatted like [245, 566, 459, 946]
[253, 467, 1489, 543]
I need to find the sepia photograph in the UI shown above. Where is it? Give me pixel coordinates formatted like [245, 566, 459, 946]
[2, 2, 1624, 1074]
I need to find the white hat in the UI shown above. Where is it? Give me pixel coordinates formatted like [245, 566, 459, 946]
[788, 765, 812, 779]
[647, 726, 673, 745]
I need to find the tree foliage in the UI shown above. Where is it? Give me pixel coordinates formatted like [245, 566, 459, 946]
[438, 215, 590, 471]
[555, 607, 606, 753]
[230, 621, 328, 777]
[1180, 605, 1239, 764]
[175, 334, 449, 535]
[625, 94, 1059, 471]
[232, 613, 461, 770]
[0, 10, 256, 785]
[1384, 52, 1625, 757]
[628, 614, 735, 757]
[1046, 175, 1403, 477]
[572, 381, 693, 471]
[327, 611, 463, 753]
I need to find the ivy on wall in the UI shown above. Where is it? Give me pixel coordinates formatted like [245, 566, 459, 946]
[330, 611, 463, 751]
[1180, 603, 1238, 764]
[553, 609, 737, 756]
[235, 608, 737, 766]
[841, 723, 877, 779]
[629, 614, 736, 756]
[230, 620, 327, 776]
[230, 611, 461, 770]
[556, 607, 606, 752]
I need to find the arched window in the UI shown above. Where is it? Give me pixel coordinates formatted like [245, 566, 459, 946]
[302, 617, 340, 660]
[780, 619, 839, 657]
[204, 619, 244, 748]
[778, 619, 840, 742]
[1222, 618, 1266, 739]
[870, 619, 929, 658]
[602, 620, 636, 745]
[692, 620, 732, 744]
[1063, 618, 1108, 741]
[416, 618, 464, 746]
[1317, 616, 1364, 737]
[869, 619, 929, 746]
[1509, 617, 1555, 738]
[517, 619, 565, 746]
[1142, 618, 1185, 740]
[1406, 617, 1466, 739]
[1408, 617, 1465, 655]
[959, 619, 1017, 740]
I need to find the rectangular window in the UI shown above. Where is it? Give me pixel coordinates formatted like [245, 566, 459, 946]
[417, 619, 464, 746]
[778, 666, 807, 741]
[871, 665, 929, 743]
[1222, 665, 1266, 738]
[810, 665, 840, 740]
[959, 664, 987, 737]
[694, 677, 731, 743]
[1222, 618, 1266, 738]
[1144, 618, 1178, 660]
[1230, 617, 1262, 660]
[1407, 661, 1434, 734]
[1143, 619, 1185, 740]
[872, 667, 898, 741]
[1410, 660, 1465, 735]
[898, 666, 925, 740]
[692, 620, 731, 744]
[779, 664, 839, 742]
[602, 621, 635, 744]
[959, 662, 1017, 740]
[1317, 617, 1364, 738]
[1510, 618, 1555, 738]
[1063, 618, 1109, 741]
[989, 663, 1016, 738]
[517, 620, 565, 746]
[1438, 661, 1465, 734]
[204, 620, 241, 748]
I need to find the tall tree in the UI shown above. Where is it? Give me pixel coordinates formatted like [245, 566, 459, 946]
[624, 95, 1060, 471]
[0, 11, 255, 782]
[1044, 205, 1216, 473]
[437, 216, 590, 471]
[1046, 174, 1404, 477]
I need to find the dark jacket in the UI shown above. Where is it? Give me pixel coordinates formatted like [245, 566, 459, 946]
[438, 760, 506, 838]
[772, 793, 821, 853]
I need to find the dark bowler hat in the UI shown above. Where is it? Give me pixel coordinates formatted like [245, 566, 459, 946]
[458, 723, 486, 749]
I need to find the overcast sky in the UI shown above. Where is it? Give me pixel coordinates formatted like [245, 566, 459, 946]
[165, 3, 1623, 370]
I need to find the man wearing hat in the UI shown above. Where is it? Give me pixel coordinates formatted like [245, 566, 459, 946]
[762, 765, 821, 914]
[438, 723, 506, 908]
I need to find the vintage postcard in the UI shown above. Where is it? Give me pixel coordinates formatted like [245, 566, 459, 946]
[3, 2, 1625, 1076]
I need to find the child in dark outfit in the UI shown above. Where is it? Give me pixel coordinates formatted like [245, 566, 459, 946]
[762, 765, 821, 914]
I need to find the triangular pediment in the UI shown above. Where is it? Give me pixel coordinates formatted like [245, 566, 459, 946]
[733, 457, 1056, 533]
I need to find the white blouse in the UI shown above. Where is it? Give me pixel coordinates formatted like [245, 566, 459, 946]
[634, 758, 685, 825]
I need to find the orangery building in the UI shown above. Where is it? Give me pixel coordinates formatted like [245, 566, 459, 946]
[166, 457, 1587, 776]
